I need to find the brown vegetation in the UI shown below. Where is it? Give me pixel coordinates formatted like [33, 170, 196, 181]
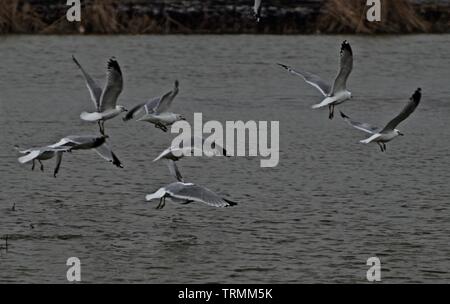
[317, 0, 431, 34]
[0, 0, 447, 35]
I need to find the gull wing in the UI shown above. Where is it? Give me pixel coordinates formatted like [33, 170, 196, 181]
[154, 80, 179, 114]
[340, 111, 380, 134]
[99, 57, 123, 111]
[166, 183, 237, 208]
[166, 160, 184, 182]
[331, 41, 353, 94]
[278, 63, 331, 97]
[72, 55, 102, 111]
[381, 88, 422, 132]
[94, 143, 123, 168]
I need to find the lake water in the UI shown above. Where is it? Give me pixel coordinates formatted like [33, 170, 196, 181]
[0, 35, 449, 283]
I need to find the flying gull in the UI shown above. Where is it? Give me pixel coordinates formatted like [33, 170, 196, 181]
[49, 135, 123, 167]
[340, 88, 422, 152]
[278, 40, 353, 119]
[153, 136, 229, 162]
[123, 80, 184, 132]
[72, 56, 128, 135]
[16, 146, 69, 177]
[145, 160, 237, 209]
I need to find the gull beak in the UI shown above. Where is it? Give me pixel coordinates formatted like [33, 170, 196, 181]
[398, 132, 405, 136]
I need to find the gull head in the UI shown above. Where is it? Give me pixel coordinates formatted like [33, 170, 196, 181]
[177, 114, 186, 121]
[395, 129, 404, 136]
[117, 105, 128, 112]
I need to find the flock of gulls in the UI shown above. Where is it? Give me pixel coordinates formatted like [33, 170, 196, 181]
[15, 1, 423, 210]
[16, 56, 235, 209]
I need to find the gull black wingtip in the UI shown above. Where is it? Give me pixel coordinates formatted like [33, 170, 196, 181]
[224, 199, 238, 207]
[412, 88, 422, 103]
[107, 57, 122, 72]
[340, 111, 348, 119]
[277, 63, 289, 70]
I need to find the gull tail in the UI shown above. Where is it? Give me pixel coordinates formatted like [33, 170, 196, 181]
[80, 112, 102, 122]
[312, 98, 334, 109]
[146, 188, 166, 201]
[360, 134, 381, 144]
[18, 150, 40, 164]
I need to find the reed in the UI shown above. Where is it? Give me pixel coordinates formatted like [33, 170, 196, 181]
[317, 0, 430, 34]
[0, 0, 47, 34]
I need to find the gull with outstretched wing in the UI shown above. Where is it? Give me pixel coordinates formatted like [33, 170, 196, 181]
[340, 88, 422, 152]
[73, 56, 128, 135]
[278, 40, 353, 119]
[123, 80, 184, 132]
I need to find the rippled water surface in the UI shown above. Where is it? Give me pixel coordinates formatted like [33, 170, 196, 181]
[0, 35, 449, 283]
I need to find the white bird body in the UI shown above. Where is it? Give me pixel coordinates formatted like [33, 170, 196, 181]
[80, 106, 126, 122]
[312, 90, 352, 109]
[138, 112, 183, 127]
[360, 131, 400, 144]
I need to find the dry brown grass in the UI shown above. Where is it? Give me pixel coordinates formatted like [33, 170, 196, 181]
[0, 0, 441, 35]
[317, 0, 430, 34]
[0, 0, 47, 33]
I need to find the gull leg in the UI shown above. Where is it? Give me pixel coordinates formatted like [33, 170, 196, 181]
[156, 198, 162, 209]
[38, 160, 44, 171]
[155, 123, 168, 132]
[378, 143, 384, 152]
[383, 143, 387, 152]
[98, 121, 106, 136]
[32, 160, 35, 171]
[329, 105, 335, 120]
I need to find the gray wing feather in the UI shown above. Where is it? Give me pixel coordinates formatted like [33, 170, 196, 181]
[340, 112, 379, 134]
[72, 55, 102, 111]
[381, 88, 422, 132]
[155, 81, 179, 114]
[278, 63, 331, 96]
[123, 102, 146, 121]
[166, 160, 184, 182]
[99, 58, 123, 111]
[331, 41, 353, 94]
[166, 183, 236, 208]
[94, 143, 123, 168]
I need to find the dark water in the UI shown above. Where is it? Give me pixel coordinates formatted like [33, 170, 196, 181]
[0, 35, 449, 283]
